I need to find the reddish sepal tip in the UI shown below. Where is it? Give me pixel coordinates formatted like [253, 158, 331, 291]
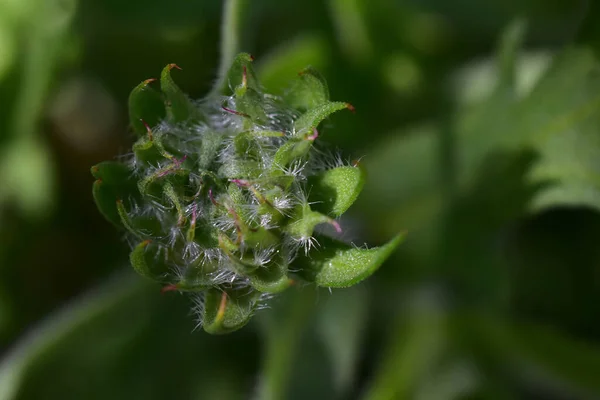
[345, 103, 356, 113]
[168, 63, 183, 71]
[331, 220, 342, 234]
[160, 284, 178, 294]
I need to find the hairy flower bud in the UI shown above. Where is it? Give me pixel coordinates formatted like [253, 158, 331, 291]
[91, 54, 403, 333]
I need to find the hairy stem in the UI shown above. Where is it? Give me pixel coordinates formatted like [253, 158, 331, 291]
[212, 0, 248, 95]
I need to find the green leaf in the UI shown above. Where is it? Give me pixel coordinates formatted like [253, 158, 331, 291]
[294, 233, 405, 288]
[286, 66, 330, 110]
[202, 288, 258, 334]
[160, 63, 196, 123]
[293, 101, 352, 136]
[308, 166, 366, 217]
[128, 78, 166, 135]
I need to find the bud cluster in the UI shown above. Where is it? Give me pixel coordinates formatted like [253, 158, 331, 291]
[92, 54, 401, 333]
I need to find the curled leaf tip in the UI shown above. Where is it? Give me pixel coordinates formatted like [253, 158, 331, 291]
[167, 63, 182, 71]
[143, 78, 157, 85]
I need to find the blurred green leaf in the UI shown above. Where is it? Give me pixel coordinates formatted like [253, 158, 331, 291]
[0, 272, 147, 400]
[0, 137, 54, 220]
[524, 48, 600, 211]
[363, 289, 446, 400]
[478, 316, 600, 398]
[0, 271, 259, 399]
[285, 66, 329, 110]
[0, 17, 15, 79]
[258, 35, 329, 94]
[328, 0, 371, 64]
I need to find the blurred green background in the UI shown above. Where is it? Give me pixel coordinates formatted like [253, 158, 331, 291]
[2, 0, 600, 398]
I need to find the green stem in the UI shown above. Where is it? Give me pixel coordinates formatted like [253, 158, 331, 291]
[254, 290, 314, 400]
[211, 0, 247, 96]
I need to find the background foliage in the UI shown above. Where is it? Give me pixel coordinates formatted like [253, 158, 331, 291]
[1, 0, 600, 398]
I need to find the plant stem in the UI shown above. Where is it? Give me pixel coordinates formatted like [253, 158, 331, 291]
[211, 0, 248, 96]
[254, 290, 314, 400]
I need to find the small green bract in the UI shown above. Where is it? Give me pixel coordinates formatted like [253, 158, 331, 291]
[91, 54, 403, 334]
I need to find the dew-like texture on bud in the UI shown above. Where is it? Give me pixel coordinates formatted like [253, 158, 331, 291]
[91, 53, 402, 333]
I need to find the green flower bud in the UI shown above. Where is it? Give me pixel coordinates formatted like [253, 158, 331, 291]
[91, 53, 403, 334]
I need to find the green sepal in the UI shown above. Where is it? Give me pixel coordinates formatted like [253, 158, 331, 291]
[129, 240, 171, 281]
[132, 132, 177, 165]
[176, 255, 220, 291]
[198, 131, 223, 170]
[92, 180, 125, 227]
[137, 163, 190, 197]
[294, 233, 405, 287]
[223, 53, 260, 94]
[294, 101, 352, 136]
[234, 130, 284, 158]
[128, 78, 166, 136]
[249, 261, 292, 293]
[235, 88, 267, 123]
[308, 165, 366, 217]
[91, 161, 138, 227]
[161, 64, 196, 123]
[90, 161, 133, 182]
[203, 288, 259, 334]
[219, 159, 263, 179]
[116, 199, 165, 239]
[285, 203, 339, 240]
[286, 66, 330, 110]
[243, 226, 280, 248]
[271, 138, 313, 172]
